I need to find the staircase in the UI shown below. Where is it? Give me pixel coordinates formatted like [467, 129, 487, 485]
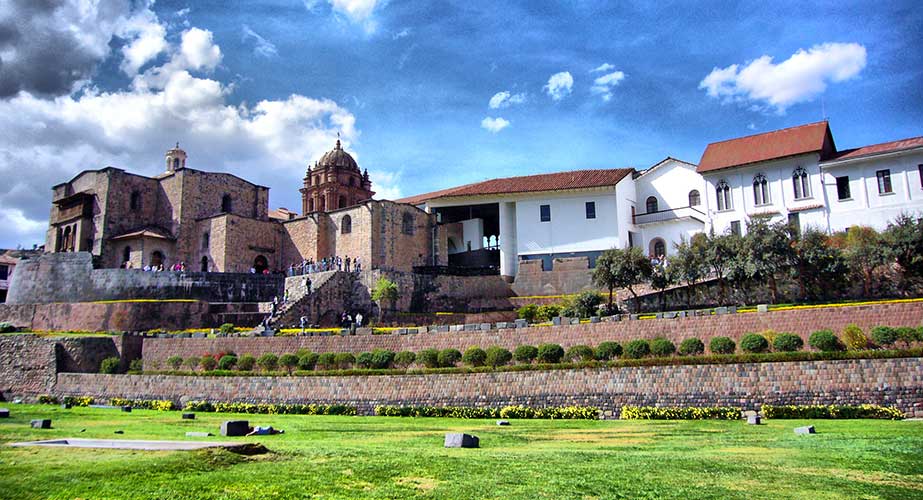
[267, 271, 372, 328]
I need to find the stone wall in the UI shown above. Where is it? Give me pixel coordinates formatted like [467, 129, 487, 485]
[0, 301, 213, 332]
[56, 357, 923, 417]
[0, 336, 57, 399]
[511, 257, 595, 297]
[141, 301, 923, 368]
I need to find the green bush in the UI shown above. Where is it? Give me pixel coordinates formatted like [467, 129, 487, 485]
[536, 343, 564, 363]
[183, 356, 200, 370]
[166, 355, 183, 370]
[536, 304, 561, 322]
[678, 338, 705, 356]
[624, 340, 650, 359]
[809, 329, 842, 352]
[316, 352, 336, 370]
[356, 351, 374, 369]
[438, 348, 462, 368]
[297, 352, 318, 370]
[498, 405, 599, 420]
[200, 356, 218, 371]
[279, 353, 300, 373]
[99, 357, 121, 374]
[63, 396, 94, 407]
[650, 338, 676, 357]
[896, 326, 921, 347]
[217, 355, 238, 370]
[374, 405, 598, 420]
[219, 323, 235, 335]
[760, 404, 903, 420]
[740, 334, 769, 353]
[620, 406, 741, 420]
[184, 400, 356, 416]
[841, 324, 868, 350]
[594, 341, 622, 360]
[417, 349, 440, 368]
[513, 345, 538, 364]
[237, 354, 256, 371]
[565, 344, 595, 362]
[571, 291, 603, 318]
[485, 346, 512, 368]
[0, 321, 16, 333]
[871, 326, 899, 347]
[38, 395, 59, 404]
[109, 398, 176, 411]
[462, 347, 487, 367]
[394, 351, 416, 368]
[257, 353, 279, 371]
[370, 349, 395, 369]
[517, 303, 539, 323]
[128, 359, 143, 373]
[709, 336, 736, 354]
[772, 333, 803, 352]
[334, 352, 356, 369]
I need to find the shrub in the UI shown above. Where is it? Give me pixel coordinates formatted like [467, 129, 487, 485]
[374, 405, 598, 420]
[237, 354, 256, 371]
[740, 334, 769, 353]
[678, 338, 705, 356]
[63, 396, 94, 407]
[438, 348, 462, 368]
[896, 326, 920, 347]
[536, 304, 561, 322]
[128, 359, 143, 373]
[485, 346, 512, 368]
[166, 355, 183, 370]
[356, 351, 374, 369]
[218, 354, 238, 370]
[841, 324, 868, 350]
[182, 356, 200, 370]
[623, 339, 650, 359]
[316, 352, 336, 370]
[219, 323, 235, 335]
[38, 395, 59, 404]
[370, 349, 395, 369]
[772, 333, 803, 352]
[0, 321, 16, 333]
[99, 357, 121, 374]
[184, 401, 356, 416]
[200, 356, 218, 371]
[620, 406, 741, 420]
[650, 338, 676, 357]
[809, 329, 842, 352]
[417, 349, 440, 368]
[709, 336, 736, 354]
[297, 352, 318, 370]
[394, 351, 416, 368]
[565, 345, 595, 362]
[462, 347, 487, 367]
[594, 341, 622, 360]
[334, 352, 356, 369]
[536, 343, 564, 363]
[513, 345, 538, 364]
[279, 353, 300, 373]
[871, 326, 899, 347]
[760, 404, 903, 420]
[110, 398, 176, 411]
[257, 353, 279, 371]
[571, 291, 603, 318]
[517, 303, 539, 323]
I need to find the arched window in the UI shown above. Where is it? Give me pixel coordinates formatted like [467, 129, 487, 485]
[341, 215, 352, 234]
[792, 167, 810, 199]
[201, 232, 209, 250]
[151, 251, 164, 268]
[688, 189, 700, 207]
[130, 191, 141, 211]
[200, 256, 209, 272]
[309, 199, 315, 212]
[645, 196, 658, 213]
[716, 180, 731, 211]
[221, 194, 232, 213]
[319, 195, 326, 211]
[338, 195, 347, 209]
[253, 255, 268, 274]
[314, 176, 320, 186]
[650, 238, 666, 258]
[122, 246, 132, 265]
[402, 213, 414, 235]
[753, 173, 769, 205]
[173, 158, 180, 170]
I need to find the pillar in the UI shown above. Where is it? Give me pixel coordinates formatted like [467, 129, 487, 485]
[499, 201, 518, 281]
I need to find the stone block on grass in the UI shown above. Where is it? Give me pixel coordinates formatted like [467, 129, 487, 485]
[552, 316, 562, 326]
[794, 425, 815, 435]
[464, 324, 479, 332]
[61, 404, 71, 410]
[479, 323, 491, 331]
[31, 419, 51, 429]
[437, 325, 450, 333]
[715, 306, 728, 315]
[747, 415, 761, 425]
[221, 420, 249, 437]
[757, 304, 769, 313]
[514, 319, 528, 328]
[496, 322, 509, 329]
[570, 318, 580, 325]
[444, 433, 479, 448]
[496, 420, 510, 426]
[121, 406, 132, 412]
[186, 431, 213, 437]
[0, 408, 9, 418]
[182, 413, 196, 420]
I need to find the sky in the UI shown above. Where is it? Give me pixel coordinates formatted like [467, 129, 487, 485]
[0, 0, 920, 249]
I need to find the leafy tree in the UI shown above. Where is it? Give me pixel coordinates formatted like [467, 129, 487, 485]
[462, 347, 487, 367]
[370, 278, 399, 320]
[839, 226, 889, 297]
[257, 353, 278, 371]
[571, 291, 603, 318]
[791, 228, 848, 301]
[649, 257, 675, 312]
[884, 213, 923, 290]
[703, 230, 736, 303]
[744, 217, 794, 303]
[279, 353, 299, 373]
[513, 345, 538, 364]
[485, 346, 512, 368]
[671, 235, 708, 308]
[593, 246, 652, 313]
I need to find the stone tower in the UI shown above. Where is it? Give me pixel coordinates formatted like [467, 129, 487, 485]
[165, 143, 187, 172]
[301, 139, 374, 214]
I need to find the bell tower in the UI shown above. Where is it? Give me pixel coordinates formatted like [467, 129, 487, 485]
[165, 143, 187, 172]
[301, 138, 375, 214]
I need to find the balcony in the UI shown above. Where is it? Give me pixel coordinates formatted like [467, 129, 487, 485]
[633, 206, 707, 225]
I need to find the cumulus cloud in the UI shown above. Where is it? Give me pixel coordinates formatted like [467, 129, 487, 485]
[488, 91, 526, 109]
[304, 0, 385, 32]
[119, 8, 168, 75]
[591, 63, 615, 73]
[699, 42, 867, 113]
[242, 25, 278, 58]
[543, 71, 574, 101]
[481, 116, 510, 133]
[590, 70, 626, 101]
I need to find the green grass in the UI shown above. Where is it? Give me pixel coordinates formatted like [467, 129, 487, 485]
[1, 405, 922, 499]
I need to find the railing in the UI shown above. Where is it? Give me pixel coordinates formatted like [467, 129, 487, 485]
[413, 265, 500, 276]
[633, 206, 707, 225]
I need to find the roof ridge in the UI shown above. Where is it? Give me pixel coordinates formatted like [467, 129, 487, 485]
[706, 120, 829, 146]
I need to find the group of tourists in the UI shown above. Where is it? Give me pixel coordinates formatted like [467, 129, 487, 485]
[122, 260, 187, 272]
[287, 255, 362, 276]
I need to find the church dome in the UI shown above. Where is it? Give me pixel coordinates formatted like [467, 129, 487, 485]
[317, 139, 359, 171]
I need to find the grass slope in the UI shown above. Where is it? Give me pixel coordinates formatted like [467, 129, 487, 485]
[0, 405, 921, 499]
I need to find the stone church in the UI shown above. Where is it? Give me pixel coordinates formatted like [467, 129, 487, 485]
[46, 141, 447, 274]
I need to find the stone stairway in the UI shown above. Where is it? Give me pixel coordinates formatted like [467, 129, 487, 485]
[267, 271, 371, 328]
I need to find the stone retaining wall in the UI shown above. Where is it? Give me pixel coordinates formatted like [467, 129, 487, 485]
[142, 301, 923, 369]
[56, 357, 923, 417]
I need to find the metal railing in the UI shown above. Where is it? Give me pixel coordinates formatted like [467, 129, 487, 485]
[633, 205, 707, 225]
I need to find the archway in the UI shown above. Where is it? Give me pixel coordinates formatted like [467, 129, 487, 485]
[122, 246, 132, 266]
[151, 251, 164, 268]
[649, 238, 666, 258]
[253, 255, 268, 274]
[200, 256, 209, 272]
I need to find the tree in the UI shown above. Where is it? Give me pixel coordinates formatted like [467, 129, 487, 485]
[791, 228, 847, 301]
[839, 226, 889, 297]
[703, 230, 735, 303]
[370, 277, 399, 321]
[744, 217, 794, 303]
[593, 246, 652, 313]
[649, 257, 675, 312]
[884, 213, 923, 291]
[671, 235, 708, 308]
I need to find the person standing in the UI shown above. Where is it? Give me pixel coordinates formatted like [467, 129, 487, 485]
[355, 312, 363, 328]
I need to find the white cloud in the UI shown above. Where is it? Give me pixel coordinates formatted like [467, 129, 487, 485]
[481, 116, 510, 133]
[368, 170, 402, 200]
[488, 91, 526, 109]
[699, 42, 867, 113]
[591, 63, 615, 73]
[242, 25, 278, 58]
[305, 0, 386, 33]
[392, 28, 410, 40]
[590, 70, 625, 101]
[179, 28, 222, 71]
[543, 71, 574, 101]
[119, 9, 168, 75]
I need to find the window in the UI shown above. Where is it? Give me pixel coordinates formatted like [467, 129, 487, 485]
[788, 213, 800, 234]
[585, 201, 596, 219]
[200, 256, 209, 272]
[338, 195, 347, 209]
[836, 176, 851, 200]
[122, 246, 131, 265]
[688, 190, 700, 206]
[221, 194, 232, 213]
[129, 191, 141, 211]
[645, 196, 658, 213]
[173, 158, 180, 170]
[540, 204, 551, 222]
[201, 232, 209, 251]
[309, 199, 315, 212]
[151, 251, 164, 268]
[0, 265, 9, 281]
[402, 213, 415, 235]
[341, 215, 352, 234]
[876, 169, 893, 194]
[319, 195, 326, 211]
[792, 167, 810, 199]
[650, 239, 666, 258]
[716, 180, 731, 211]
[752, 173, 769, 205]
[730, 220, 741, 236]
[314, 176, 320, 186]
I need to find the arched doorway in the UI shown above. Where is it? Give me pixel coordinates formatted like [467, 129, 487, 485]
[649, 238, 666, 258]
[253, 255, 268, 274]
[122, 246, 132, 266]
[200, 256, 209, 272]
[151, 251, 164, 268]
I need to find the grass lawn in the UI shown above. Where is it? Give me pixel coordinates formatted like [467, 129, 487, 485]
[0, 405, 922, 499]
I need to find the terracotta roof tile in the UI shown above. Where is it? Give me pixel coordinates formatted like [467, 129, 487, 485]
[396, 168, 634, 205]
[824, 136, 923, 163]
[697, 121, 834, 174]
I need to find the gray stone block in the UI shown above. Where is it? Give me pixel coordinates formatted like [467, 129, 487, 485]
[629, 314, 640, 320]
[479, 323, 491, 331]
[0, 408, 8, 418]
[794, 425, 815, 435]
[464, 324, 479, 331]
[570, 318, 580, 325]
[496, 322, 509, 329]
[662, 312, 676, 319]
[589, 316, 600, 323]
[192, 332, 206, 338]
[715, 306, 728, 315]
[747, 415, 761, 425]
[677, 311, 687, 318]
[182, 413, 196, 420]
[221, 420, 249, 437]
[728, 305, 738, 314]
[757, 304, 769, 313]
[437, 325, 450, 333]
[31, 419, 51, 429]
[122, 406, 132, 412]
[444, 433, 479, 448]
[552, 316, 562, 326]
[655, 312, 664, 319]
[496, 420, 510, 426]
[514, 319, 528, 328]
[186, 431, 213, 437]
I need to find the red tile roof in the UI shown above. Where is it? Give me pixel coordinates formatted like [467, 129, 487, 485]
[697, 121, 834, 174]
[824, 136, 923, 163]
[396, 168, 634, 205]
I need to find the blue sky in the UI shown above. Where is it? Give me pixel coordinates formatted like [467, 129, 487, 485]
[0, 0, 920, 248]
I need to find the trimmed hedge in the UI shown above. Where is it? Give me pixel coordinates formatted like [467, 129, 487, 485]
[709, 336, 736, 354]
[62, 396, 94, 407]
[809, 330, 842, 352]
[760, 404, 903, 420]
[678, 338, 705, 356]
[620, 405, 741, 420]
[183, 400, 356, 415]
[772, 333, 803, 352]
[109, 398, 176, 411]
[374, 405, 599, 420]
[740, 334, 769, 353]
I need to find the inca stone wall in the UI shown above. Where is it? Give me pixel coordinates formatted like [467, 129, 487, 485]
[0, 336, 58, 399]
[511, 257, 595, 296]
[55, 357, 923, 417]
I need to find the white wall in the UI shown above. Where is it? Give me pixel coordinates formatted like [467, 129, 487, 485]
[460, 218, 484, 251]
[635, 159, 707, 212]
[515, 188, 623, 256]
